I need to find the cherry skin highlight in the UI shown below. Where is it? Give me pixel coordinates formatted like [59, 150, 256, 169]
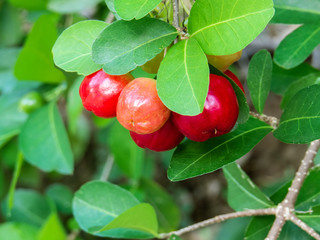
[224, 70, 245, 93]
[79, 69, 133, 118]
[117, 77, 170, 134]
[130, 118, 184, 152]
[172, 74, 239, 142]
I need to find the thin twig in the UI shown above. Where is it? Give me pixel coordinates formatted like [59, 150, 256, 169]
[172, 0, 179, 44]
[158, 208, 276, 239]
[290, 215, 320, 240]
[105, 12, 115, 24]
[250, 111, 279, 129]
[100, 155, 114, 181]
[265, 140, 320, 240]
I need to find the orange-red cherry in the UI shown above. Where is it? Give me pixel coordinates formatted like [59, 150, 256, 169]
[172, 74, 239, 142]
[79, 69, 133, 118]
[130, 118, 184, 152]
[117, 77, 170, 134]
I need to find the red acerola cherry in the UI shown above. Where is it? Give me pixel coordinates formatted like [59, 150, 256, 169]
[130, 119, 184, 152]
[172, 74, 239, 142]
[79, 69, 134, 118]
[224, 70, 245, 93]
[117, 77, 170, 134]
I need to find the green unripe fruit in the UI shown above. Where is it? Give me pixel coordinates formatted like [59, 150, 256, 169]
[19, 91, 44, 113]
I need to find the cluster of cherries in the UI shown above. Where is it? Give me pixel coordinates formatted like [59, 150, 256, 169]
[79, 52, 244, 152]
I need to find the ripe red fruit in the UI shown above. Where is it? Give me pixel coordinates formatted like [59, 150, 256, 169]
[130, 119, 184, 152]
[224, 70, 245, 93]
[79, 69, 133, 118]
[117, 77, 170, 134]
[172, 74, 239, 142]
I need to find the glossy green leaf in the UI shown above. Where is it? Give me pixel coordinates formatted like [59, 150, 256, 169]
[247, 49, 272, 114]
[210, 66, 249, 124]
[46, 184, 73, 214]
[2, 189, 51, 226]
[272, 0, 320, 24]
[274, 24, 320, 69]
[298, 206, 320, 232]
[9, 0, 47, 10]
[107, 121, 144, 180]
[105, 0, 121, 19]
[157, 38, 209, 116]
[53, 20, 108, 75]
[73, 181, 156, 238]
[37, 213, 66, 240]
[246, 217, 313, 240]
[273, 85, 320, 144]
[19, 103, 74, 174]
[92, 18, 177, 75]
[96, 203, 158, 237]
[223, 162, 274, 211]
[281, 73, 320, 109]
[315, 150, 320, 165]
[114, 0, 161, 20]
[140, 179, 180, 232]
[216, 218, 251, 240]
[0, 222, 38, 240]
[48, 0, 101, 13]
[168, 117, 273, 181]
[296, 166, 320, 210]
[0, 48, 20, 70]
[188, 0, 274, 55]
[14, 14, 65, 83]
[271, 63, 318, 95]
[0, 92, 27, 148]
[0, 2, 23, 47]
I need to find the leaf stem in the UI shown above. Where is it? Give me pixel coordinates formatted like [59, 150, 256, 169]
[7, 151, 24, 217]
[158, 208, 277, 239]
[100, 155, 114, 181]
[172, 0, 179, 44]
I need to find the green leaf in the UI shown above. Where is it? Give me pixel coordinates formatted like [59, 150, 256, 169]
[14, 14, 65, 83]
[19, 102, 74, 174]
[0, 2, 23, 47]
[247, 49, 272, 114]
[0, 222, 38, 240]
[298, 206, 320, 232]
[245, 216, 274, 240]
[2, 189, 51, 226]
[96, 203, 158, 237]
[223, 162, 274, 211]
[274, 24, 320, 69]
[271, 0, 320, 24]
[48, 0, 101, 13]
[37, 213, 66, 240]
[46, 184, 73, 215]
[53, 20, 108, 76]
[0, 47, 21, 70]
[9, 0, 47, 10]
[73, 181, 156, 238]
[168, 117, 273, 181]
[210, 66, 249, 124]
[157, 38, 209, 116]
[92, 18, 177, 75]
[107, 121, 144, 180]
[140, 179, 180, 232]
[105, 0, 121, 19]
[246, 217, 314, 240]
[273, 85, 320, 144]
[114, 0, 161, 20]
[281, 73, 320, 109]
[188, 0, 274, 55]
[271, 63, 318, 95]
[216, 218, 251, 240]
[0, 91, 27, 148]
[296, 166, 320, 211]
